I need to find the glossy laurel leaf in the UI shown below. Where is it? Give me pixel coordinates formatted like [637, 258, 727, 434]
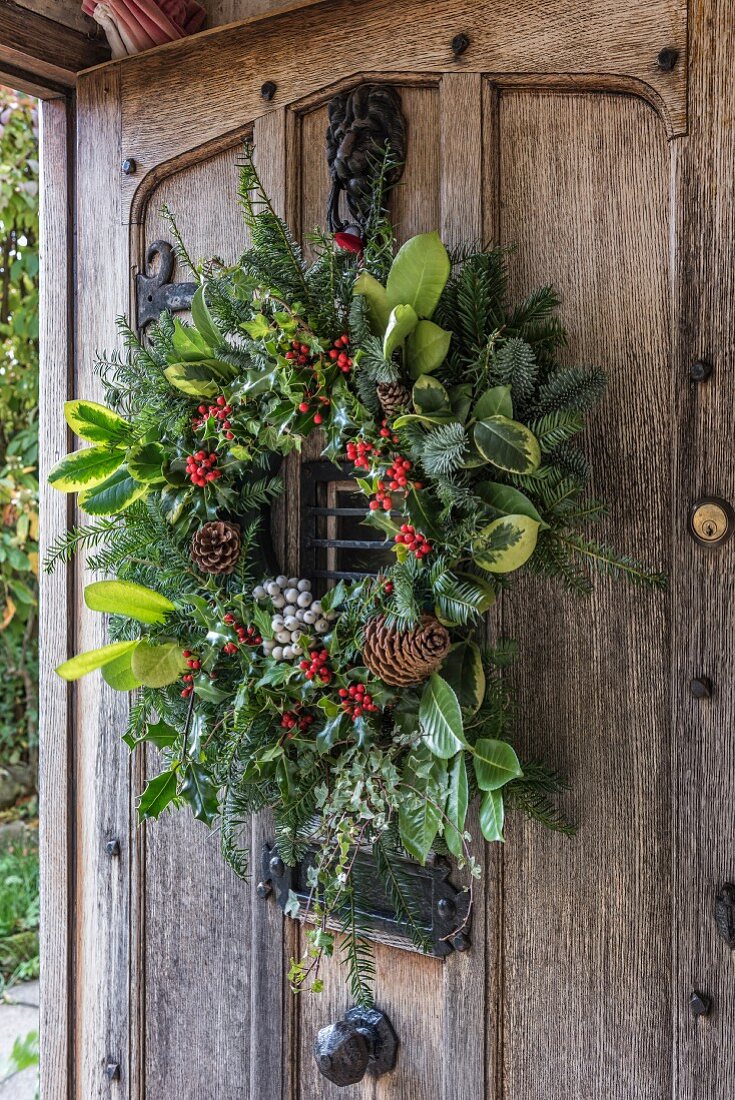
[101, 647, 143, 692]
[473, 738, 523, 791]
[383, 303, 419, 359]
[130, 640, 187, 688]
[444, 751, 469, 858]
[440, 641, 486, 716]
[406, 319, 452, 378]
[386, 231, 450, 318]
[419, 673, 464, 758]
[474, 481, 546, 526]
[353, 270, 391, 334]
[479, 789, 505, 842]
[163, 363, 222, 398]
[412, 375, 451, 415]
[472, 385, 513, 420]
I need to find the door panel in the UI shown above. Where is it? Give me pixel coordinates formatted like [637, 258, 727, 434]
[58, 0, 735, 1095]
[494, 90, 672, 1098]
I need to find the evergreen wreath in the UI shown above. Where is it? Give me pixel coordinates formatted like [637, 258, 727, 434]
[46, 146, 664, 1003]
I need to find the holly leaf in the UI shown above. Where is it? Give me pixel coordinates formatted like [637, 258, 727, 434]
[138, 768, 180, 821]
[180, 762, 219, 826]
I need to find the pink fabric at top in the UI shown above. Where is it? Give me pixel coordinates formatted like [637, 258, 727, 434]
[82, 0, 206, 56]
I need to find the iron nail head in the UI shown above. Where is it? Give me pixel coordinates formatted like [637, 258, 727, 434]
[451, 33, 470, 57]
[657, 47, 679, 72]
[105, 1061, 121, 1081]
[691, 359, 713, 382]
[122, 158, 137, 175]
[689, 990, 712, 1017]
[690, 676, 712, 699]
[261, 81, 277, 102]
[106, 838, 121, 857]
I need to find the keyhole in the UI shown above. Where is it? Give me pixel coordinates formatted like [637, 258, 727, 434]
[704, 520, 717, 537]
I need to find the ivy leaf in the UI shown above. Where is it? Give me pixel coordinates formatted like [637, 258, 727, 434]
[479, 789, 505, 842]
[473, 514, 540, 573]
[138, 768, 180, 821]
[444, 752, 469, 857]
[131, 641, 187, 688]
[383, 303, 419, 359]
[406, 320, 452, 378]
[440, 641, 485, 716]
[48, 445, 125, 493]
[180, 762, 219, 826]
[78, 465, 148, 515]
[55, 639, 139, 682]
[398, 746, 447, 863]
[63, 400, 133, 446]
[84, 579, 175, 624]
[473, 415, 541, 474]
[386, 232, 450, 318]
[473, 738, 523, 791]
[419, 674, 464, 758]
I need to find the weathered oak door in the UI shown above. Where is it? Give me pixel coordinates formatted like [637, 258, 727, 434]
[41, 0, 735, 1095]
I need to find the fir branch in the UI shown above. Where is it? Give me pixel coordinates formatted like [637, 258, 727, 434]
[161, 203, 199, 279]
[43, 519, 122, 572]
[535, 366, 607, 414]
[529, 410, 584, 454]
[559, 531, 667, 589]
[339, 882, 376, 1008]
[372, 838, 433, 954]
[420, 422, 469, 476]
[505, 761, 576, 836]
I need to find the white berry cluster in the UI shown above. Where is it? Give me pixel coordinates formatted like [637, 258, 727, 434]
[252, 575, 336, 661]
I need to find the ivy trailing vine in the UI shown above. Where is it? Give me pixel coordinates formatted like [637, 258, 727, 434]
[46, 146, 664, 1002]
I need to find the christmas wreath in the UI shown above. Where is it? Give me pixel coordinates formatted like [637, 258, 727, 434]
[46, 147, 664, 1002]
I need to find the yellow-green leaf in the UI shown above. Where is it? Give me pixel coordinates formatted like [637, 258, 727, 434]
[419, 673, 464, 759]
[64, 400, 133, 445]
[84, 580, 175, 624]
[473, 738, 523, 791]
[131, 641, 187, 688]
[383, 304, 418, 359]
[473, 415, 541, 474]
[48, 446, 125, 493]
[164, 363, 220, 398]
[386, 232, 450, 318]
[101, 647, 144, 692]
[78, 466, 148, 515]
[353, 270, 391, 334]
[406, 319, 452, 378]
[479, 789, 505, 842]
[55, 640, 139, 682]
[473, 514, 540, 574]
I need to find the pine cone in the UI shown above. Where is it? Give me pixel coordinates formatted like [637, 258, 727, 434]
[191, 521, 241, 575]
[377, 381, 410, 419]
[361, 614, 450, 687]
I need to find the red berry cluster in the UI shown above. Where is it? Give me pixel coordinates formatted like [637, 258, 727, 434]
[338, 682, 379, 721]
[395, 523, 432, 559]
[379, 420, 401, 444]
[285, 338, 315, 367]
[327, 334, 352, 374]
[222, 613, 262, 655]
[280, 708, 315, 734]
[299, 648, 333, 684]
[297, 393, 330, 425]
[346, 438, 376, 470]
[181, 650, 202, 698]
[192, 396, 235, 441]
[186, 450, 222, 487]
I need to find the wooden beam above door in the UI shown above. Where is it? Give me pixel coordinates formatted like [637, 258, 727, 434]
[0, 0, 109, 92]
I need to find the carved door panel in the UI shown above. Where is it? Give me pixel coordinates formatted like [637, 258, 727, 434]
[57, 0, 735, 1096]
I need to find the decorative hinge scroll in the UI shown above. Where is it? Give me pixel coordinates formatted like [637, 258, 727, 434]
[261, 842, 471, 957]
[135, 239, 197, 329]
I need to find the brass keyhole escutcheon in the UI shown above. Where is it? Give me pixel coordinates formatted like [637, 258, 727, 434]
[689, 498, 735, 547]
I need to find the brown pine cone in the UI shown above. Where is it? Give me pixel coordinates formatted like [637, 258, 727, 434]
[191, 520, 241, 575]
[377, 381, 410, 419]
[361, 614, 451, 687]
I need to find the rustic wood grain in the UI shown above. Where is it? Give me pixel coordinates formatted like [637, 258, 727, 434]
[495, 90, 672, 1099]
[111, 0, 687, 218]
[38, 94, 74, 1100]
[0, 0, 108, 88]
[671, 1, 735, 1094]
[75, 66, 132, 1099]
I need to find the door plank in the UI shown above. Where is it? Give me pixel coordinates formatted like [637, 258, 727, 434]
[38, 94, 74, 1100]
[671, 0, 735, 1093]
[138, 147, 256, 1100]
[75, 66, 133, 1100]
[494, 90, 672, 1099]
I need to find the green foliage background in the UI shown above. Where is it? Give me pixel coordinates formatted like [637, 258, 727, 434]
[0, 88, 39, 769]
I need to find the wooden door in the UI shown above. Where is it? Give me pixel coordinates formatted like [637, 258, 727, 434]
[40, 0, 735, 1095]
